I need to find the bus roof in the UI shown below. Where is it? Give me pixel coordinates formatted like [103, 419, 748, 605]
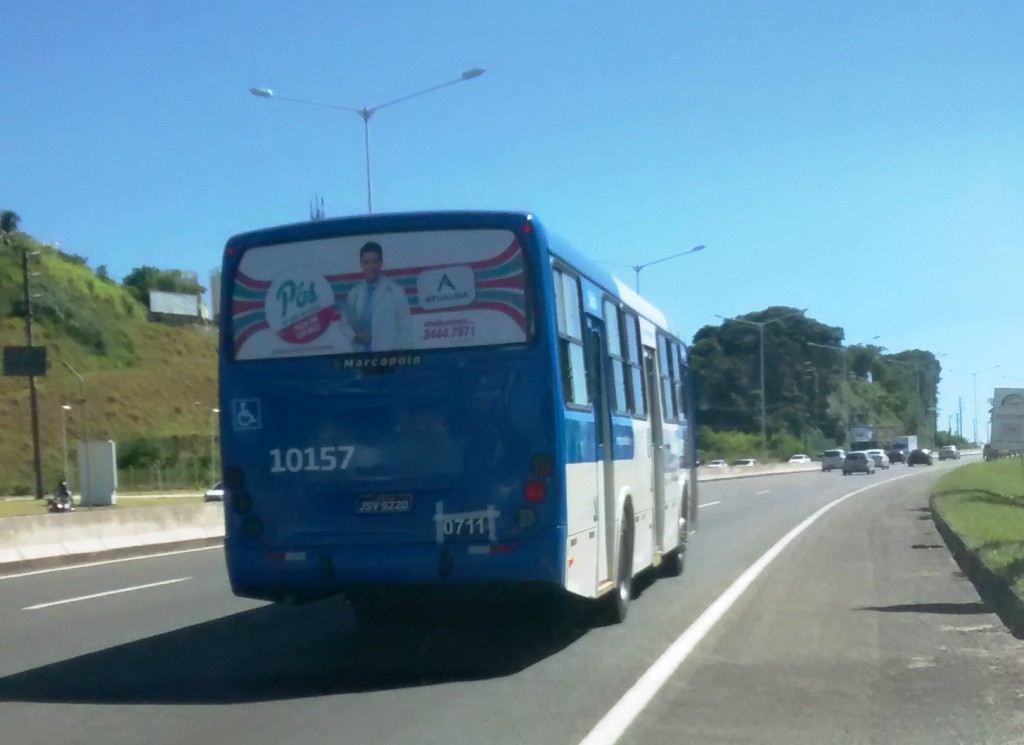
[225, 209, 684, 343]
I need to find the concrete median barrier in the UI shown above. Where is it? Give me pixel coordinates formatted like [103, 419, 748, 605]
[0, 502, 225, 568]
[698, 462, 821, 482]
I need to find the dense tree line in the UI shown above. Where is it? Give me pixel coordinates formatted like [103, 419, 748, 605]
[689, 306, 942, 451]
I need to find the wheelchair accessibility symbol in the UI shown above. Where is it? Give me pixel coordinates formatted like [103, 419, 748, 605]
[232, 399, 262, 431]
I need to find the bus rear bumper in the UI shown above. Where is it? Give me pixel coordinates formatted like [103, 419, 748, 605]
[226, 532, 564, 603]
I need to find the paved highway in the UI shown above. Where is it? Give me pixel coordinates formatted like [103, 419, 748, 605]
[1, 460, 1021, 744]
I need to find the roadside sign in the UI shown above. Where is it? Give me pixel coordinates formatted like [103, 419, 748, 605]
[990, 388, 1024, 451]
[2, 346, 47, 377]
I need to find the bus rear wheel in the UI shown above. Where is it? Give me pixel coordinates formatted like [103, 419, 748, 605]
[603, 518, 633, 624]
[661, 498, 688, 578]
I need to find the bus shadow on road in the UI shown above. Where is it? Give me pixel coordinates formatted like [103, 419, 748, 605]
[0, 595, 586, 705]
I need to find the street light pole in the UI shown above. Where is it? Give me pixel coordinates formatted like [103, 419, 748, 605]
[62, 362, 90, 505]
[210, 408, 220, 486]
[60, 404, 71, 486]
[972, 364, 1000, 444]
[806, 335, 881, 445]
[250, 68, 485, 214]
[599, 245, 705, 293]
[716, 309, 807, 452]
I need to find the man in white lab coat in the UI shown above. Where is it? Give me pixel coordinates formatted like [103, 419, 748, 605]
[347, 241, 413, 352]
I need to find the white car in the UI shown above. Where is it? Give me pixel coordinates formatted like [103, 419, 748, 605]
[788, 454, 811, 464]
[821, 448, 847, 472]
[865, 449, 890, 469]
[731, 458, 757, 467]
[203, 482, 225, 502]
[707, 460, 728, 468]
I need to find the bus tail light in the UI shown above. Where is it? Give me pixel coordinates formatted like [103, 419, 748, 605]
[231, 491, 253, 515]
[516, 507, 537, 528]
[524, 480, 546, 503]
[530, 452, 554, 477]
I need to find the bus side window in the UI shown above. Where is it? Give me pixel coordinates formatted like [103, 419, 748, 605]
[658, 336, 676, 422]
[553, 268, 589, 407]
[623, 311, 646, 419]
[603, 300, 629, 416]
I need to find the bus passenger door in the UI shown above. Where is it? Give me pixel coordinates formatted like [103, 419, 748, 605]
[586, 319, 616, 586]
[644, 348, 667, 553]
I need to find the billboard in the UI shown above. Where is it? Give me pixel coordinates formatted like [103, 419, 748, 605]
[149, 290, 208, 320]
[990, 388, 1024, 451]
[230, 229, 529, 361]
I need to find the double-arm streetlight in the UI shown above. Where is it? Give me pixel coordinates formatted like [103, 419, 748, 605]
[250, 68, 486, 214]
[599, 245, 705, 293]
[716, 308, 808, 450]
[806, 335, 881, 442]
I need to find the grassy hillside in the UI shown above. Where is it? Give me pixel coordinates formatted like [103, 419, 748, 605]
[0, 231, 216, 494]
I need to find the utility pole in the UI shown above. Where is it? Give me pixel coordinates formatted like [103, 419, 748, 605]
[958, 397, 963, 438]
[21, 248, 44, 499]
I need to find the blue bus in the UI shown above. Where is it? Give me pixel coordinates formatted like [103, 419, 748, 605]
[218, 211, 697, 623]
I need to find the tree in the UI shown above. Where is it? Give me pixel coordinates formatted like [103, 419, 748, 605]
[122, 266, 205, 306]
[1, 209, 21, 247]
[690, 307, 845, 441]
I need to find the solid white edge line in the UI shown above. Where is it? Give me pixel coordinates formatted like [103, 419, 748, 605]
[0, 545, 221, 581]
[577, 470, 926, 745]
[697, 501, 721, 508]
[23, 577, 191, 610]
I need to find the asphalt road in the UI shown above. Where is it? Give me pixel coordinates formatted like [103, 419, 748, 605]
[1, 458, 1021, 745]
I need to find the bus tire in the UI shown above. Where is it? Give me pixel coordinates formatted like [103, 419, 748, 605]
[604, 513, 634, 624]
[661, 496, 687, 578]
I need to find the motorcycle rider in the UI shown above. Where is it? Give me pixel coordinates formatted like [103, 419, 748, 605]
[55, 480, 73, 510]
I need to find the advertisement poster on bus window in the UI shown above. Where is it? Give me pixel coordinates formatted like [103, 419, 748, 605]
[231, 229, 529, 361]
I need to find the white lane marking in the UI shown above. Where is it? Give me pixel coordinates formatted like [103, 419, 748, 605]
[577, 470, 926, 745]
[23, 577, 191, 610]
[0, 545, 221, 581]
[755, 489, 771, 495]
[697, 501, 721, 508]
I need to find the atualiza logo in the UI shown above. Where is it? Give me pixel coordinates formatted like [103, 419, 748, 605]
[416, 266, 476, 311]
[266, 271, 336, 345]
[424, 272, 470, 305]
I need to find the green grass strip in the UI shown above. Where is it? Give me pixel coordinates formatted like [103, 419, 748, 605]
[932, 458, 1024, 595]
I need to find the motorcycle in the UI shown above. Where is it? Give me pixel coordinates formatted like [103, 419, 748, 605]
[46, 494, 75, 513]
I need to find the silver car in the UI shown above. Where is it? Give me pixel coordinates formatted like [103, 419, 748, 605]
[865, 449, 890, 470]
[821, 448, 846, 472]
[843, 451, 876, 475]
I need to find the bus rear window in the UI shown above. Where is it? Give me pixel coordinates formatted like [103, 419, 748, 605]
[230, 229, 530, 361]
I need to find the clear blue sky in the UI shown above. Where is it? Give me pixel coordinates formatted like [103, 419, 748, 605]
[3, 0, 1021, 437]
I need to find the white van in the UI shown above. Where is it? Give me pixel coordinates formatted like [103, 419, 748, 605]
[821, 448, 847, 472]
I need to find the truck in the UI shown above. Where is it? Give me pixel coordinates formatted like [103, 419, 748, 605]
[888, 435, 918, 463]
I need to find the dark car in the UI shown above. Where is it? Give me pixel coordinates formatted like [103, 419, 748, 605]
[887, 447, 908, 464]
[907, 448, 933, 466]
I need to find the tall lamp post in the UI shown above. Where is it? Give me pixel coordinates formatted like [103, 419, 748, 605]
[715, 309, 808, 451]
[250, 68, 486, 214]
[972, 364, 1000, 444]
[62, 362, 90, 505]
[60, 404, 71, 486]
[889, 353, 946, 448]
[210, 407, 220, 487]
[599, 245, 705, 293]
[807, 335, 881, 444]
